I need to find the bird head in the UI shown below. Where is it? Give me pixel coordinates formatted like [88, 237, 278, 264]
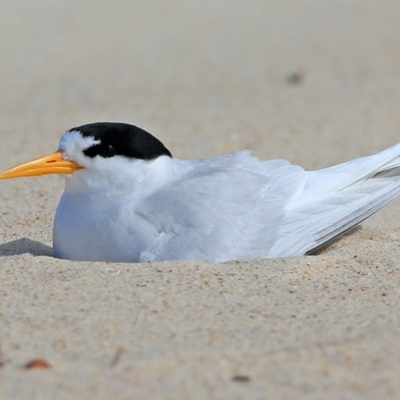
[0, 123, 172, 187]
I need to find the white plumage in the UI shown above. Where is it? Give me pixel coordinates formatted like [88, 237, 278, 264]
[2, 123, 400, 263]
[55, 136, 400, 263]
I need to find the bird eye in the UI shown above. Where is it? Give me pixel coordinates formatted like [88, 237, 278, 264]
[105, 144, 116, 157]
[83, 143, 116, 158]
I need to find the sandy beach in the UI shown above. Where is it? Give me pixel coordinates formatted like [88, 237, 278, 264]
[1, 1, 400, 398]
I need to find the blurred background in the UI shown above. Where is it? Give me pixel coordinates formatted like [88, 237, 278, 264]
[1, 0, 400, 227]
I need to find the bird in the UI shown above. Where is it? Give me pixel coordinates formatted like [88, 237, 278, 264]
[1, 122, 400, 263]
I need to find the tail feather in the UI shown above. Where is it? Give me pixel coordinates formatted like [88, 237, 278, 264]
[306, 180, 400, 254]
[269, 143, 400, 257]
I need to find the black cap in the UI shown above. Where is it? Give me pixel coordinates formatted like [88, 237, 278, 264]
[68, 122, 172, 160]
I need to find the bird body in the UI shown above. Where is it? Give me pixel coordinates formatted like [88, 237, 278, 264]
[1, 122, 400, 263]
[54, 151, 303, 262]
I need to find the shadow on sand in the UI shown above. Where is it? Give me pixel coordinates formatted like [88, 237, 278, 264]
[0, 238, 52, 257]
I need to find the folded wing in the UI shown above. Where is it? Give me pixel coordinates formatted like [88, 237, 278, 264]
[137, 144, 400, 262]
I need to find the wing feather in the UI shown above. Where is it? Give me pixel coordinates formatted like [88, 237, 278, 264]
[138, 144, 400, 262]
[138, 152, 305, 262]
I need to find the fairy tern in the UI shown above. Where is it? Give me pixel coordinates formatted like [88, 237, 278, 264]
[1, 122, 400, 263]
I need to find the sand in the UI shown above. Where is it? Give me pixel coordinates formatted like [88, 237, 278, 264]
[1, 1, 400, 398]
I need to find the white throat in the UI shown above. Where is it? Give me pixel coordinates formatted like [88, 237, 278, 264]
[63, 155, 175, 198]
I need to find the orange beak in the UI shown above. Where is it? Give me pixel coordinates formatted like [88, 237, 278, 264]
[0, 151, 83, 180]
